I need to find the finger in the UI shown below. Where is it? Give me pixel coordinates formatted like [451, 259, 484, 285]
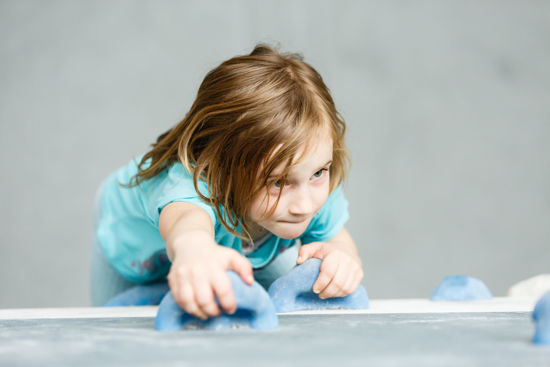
[348, 264, 364, 294]
[340, 271, 358, 296]
[331, 259, 361, 297]
[297, 242, 324, 264]
[176, 282, 208, 320]
[319, 265, 347, 299]
[212, 272, 237, 314]
[312, 258, 337, 295]
[226, 250, 254, 285]
[194, 279, 220, 319]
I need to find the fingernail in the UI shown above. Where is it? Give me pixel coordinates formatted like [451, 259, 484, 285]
[313, 288, 319, 294]
[297, 256, 302, 262]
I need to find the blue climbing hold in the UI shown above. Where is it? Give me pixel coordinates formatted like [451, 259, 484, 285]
[430, 276, 492, 301]
[267, 258, 369, 312]
[532, 291, 550, 345]
[155, 271, 278, 331]
[104, 282, 170, 306]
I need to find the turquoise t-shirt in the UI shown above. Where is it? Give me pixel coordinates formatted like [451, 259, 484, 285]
[96, 157, 349, 283]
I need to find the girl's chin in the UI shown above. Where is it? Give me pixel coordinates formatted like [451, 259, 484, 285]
[275, 233, 300, 240]
[271, 222, 310, 239]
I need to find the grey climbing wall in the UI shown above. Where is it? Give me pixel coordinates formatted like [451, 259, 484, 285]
[1, 0, 549, 307]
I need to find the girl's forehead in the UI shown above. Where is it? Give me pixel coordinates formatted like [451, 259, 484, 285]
[270, 131, 333, 177]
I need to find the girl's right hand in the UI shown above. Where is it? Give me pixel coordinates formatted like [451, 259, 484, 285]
[167, 233, 254, 320]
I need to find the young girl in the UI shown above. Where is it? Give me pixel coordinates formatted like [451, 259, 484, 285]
[92, 45, 363, 320]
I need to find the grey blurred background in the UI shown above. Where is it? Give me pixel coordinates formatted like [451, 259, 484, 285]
[1, 0, 549, 308]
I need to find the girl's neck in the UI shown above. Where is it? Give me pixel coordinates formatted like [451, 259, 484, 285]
[243, 219, 269, 243]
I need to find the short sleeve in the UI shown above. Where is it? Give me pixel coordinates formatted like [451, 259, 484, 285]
[97, 159, 219, 284]
[144, 163, 217, 226]
[300, 186, 349, 244]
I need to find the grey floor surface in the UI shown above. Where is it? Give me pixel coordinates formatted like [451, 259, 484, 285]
[1, 312, 549, 367]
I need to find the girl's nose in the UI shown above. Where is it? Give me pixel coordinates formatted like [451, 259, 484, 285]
[288, 189, 313, 216]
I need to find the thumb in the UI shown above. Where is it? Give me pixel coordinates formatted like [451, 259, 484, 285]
[227, 250, 254, 285]
[297, 242, 326, 264]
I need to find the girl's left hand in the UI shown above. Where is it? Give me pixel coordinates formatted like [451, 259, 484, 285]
[296, 241, 363, 299]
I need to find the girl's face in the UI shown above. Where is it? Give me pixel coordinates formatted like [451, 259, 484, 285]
[247, 129, 333, 240]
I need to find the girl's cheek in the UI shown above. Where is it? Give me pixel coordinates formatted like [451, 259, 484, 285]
[263, 197, 278, 215]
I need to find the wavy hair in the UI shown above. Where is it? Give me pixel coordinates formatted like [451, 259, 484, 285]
[127, 44, 349, 238]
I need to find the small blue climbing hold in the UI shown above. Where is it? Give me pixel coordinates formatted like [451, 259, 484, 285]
[155, 271, 278, 331]
[532, 291, 550, 345]
[104, 282, 170, 306]
[430, 276, 492, 301]
[267, 258, 369, 312]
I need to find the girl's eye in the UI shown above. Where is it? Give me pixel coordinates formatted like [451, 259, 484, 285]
[312, 169, 327, 179]
[269, 179, 284, 190]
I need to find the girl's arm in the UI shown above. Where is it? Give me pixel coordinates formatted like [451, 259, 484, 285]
[159, 202, 253, 320]
[296, 227, 363, 299]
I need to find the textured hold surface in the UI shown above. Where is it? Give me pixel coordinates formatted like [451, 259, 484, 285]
[104, 282, 169, 307]
[431, 276, 492, 301]
[267, 258, 369, 312]
[155, 271, 278, 331]
[508, 274, 550, 299]
[533, 291, 550, 345]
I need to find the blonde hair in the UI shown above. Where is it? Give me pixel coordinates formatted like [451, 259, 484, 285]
[129, 44, 349, 238]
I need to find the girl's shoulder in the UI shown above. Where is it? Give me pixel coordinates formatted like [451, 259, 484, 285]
[104, 155, 216, 224]
[300, 186, 349, 243]
[114, 155, 194, 187]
